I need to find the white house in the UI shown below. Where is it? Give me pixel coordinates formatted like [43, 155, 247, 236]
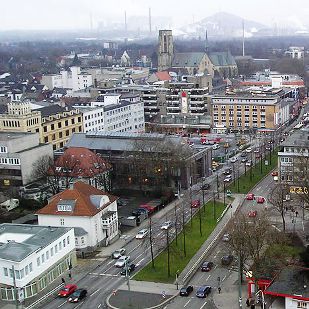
[0, 224, 75, 301]
[36, 181, 119, 258]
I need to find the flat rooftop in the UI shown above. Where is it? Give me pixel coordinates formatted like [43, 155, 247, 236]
[0, 224, 72, 262]
[0, 132, 37, 141]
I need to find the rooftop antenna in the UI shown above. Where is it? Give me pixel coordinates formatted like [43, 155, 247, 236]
[242, 20, 245, 57]
[149, 7, 152, 35]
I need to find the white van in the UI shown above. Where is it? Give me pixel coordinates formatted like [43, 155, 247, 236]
[0, 199, 19, 211]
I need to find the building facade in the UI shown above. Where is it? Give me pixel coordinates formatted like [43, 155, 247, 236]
[0, 132, 53, 188]
[0, 224, 76, 301]
[37, 182, 119, 257]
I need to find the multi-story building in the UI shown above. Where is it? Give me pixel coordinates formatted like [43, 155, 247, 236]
[41, 66, 93, 91]
[37, 181, 119, 257]
[211, 87, 298, 133]
[0, 224, 76, 301]
[76, 93, 145, 133]
[0, 132, 53, 188]
[278, 127, 309, 184]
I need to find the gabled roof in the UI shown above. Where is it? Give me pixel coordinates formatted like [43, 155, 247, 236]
[172, 52, 205, 67]
[35, 104, 67, 117]
[208, 51, 237, 67]
[36, 181, 117, 217]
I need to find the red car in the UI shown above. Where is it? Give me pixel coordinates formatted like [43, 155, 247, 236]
[191, 199, 201, 208]
[58, 284, 77, 297]
[271, 171, 278, 176]
[246, 193, 255, 200]
[248, 210, 257, 217]
[257, 196, 265, 204]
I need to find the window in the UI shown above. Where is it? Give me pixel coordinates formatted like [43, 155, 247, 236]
[63, 239, 66, 247]
[55, 244, 58, 253]
[58, 122, 62, 128]
[67, 236, 70, 244]
[3, 267, 8, 277]
[297, 301, 307, 308]
[41, 254, 45, 263]
[37, 257, 40, 266]
[51, 124, 54, 130]
[44, 136, 49, 143]
[51, 247, 54, 256]
[25, 265, 29, 276]
[60, 218, 64, 226]
[29, 263, 33, 273]
[15, 270, 20, 280]
[59, 241, 62, 250]
[81, 237, 85, 244]
[59, 132, 63, 138]
[43, 126, 47, 132]
[46, 251, 49, 260]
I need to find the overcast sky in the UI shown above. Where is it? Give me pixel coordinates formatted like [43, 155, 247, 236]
[2, 0, 309, 31]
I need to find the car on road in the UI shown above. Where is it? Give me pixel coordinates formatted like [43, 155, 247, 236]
[221, 255, 234, 266]
[201, 183, 210, 190]
[223, 175, 232, 182]
[246, 147, 252, 153]
[68, 288, 87, 303]
[254, 149, 259, 153]
[135, 229, 148, 239]
[240, 152, 247, 157]
[271, 171, 278, 176]
[241, 157, 248, 163]
[222, 233, 231, 242]
[120, 263, 136, 275]
[248, 210, 257, 217]
[201, 261, 214, 272]
[58, 284, 77, 297]
[111, 248, 126, 259]
[245, 160, 252, 167]
[114, 255, 130, 267]
[223, 169, 232, 175]
[180, 285, 193, 296]
[212, 144, 220, 150]
[196, 285, 212, 298]
[132, 208, 149, 216]
[256, 196, 265, 204]
[246, 193, 255, 200]
[161, 221, 172, 230]
[266, 146, 271, 150]
[230, 157, 237, 163]
[191, 199, 201, 208]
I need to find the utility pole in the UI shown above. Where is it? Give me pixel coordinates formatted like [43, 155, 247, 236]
[174, 202, 178, 246]
[238, 254, 243, 308]
[149, 217, 155, 269]
[190, 176, 193, 227]
[166, 228, 171, 277]
[216, 172, 220, 198]
[182, 202, 186, 257]
[125, 258, 131, 291]
[12, 265, 19, 309]
[223, 182, 226, 208]
[213, 191, 216, 220]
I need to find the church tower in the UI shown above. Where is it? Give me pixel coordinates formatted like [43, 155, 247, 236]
[158, 30, 173, 71]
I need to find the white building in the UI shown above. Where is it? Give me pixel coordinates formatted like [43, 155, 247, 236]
[75, 93, 145, 133]
[37, 181, 119, 257]
[41, 66, 93, 91]
[0, 224, 75, 300]
[285, 46, 304, 59]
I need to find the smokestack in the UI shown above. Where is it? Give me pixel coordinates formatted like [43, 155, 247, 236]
[242, 20, 245, 57]
[149, 7, 152, 35]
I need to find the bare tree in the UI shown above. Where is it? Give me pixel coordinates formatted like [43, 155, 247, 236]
[268, 184, 289, 232]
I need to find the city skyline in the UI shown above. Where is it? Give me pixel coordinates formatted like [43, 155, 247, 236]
[1, 0, 309, 31]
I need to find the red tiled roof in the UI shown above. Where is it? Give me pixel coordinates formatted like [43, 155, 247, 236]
[36, 181, 117, 217]
[155, 71, 171, 81]
[52, 147, 111, 178]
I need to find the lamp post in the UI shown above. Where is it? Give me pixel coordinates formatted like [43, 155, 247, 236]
[213, 191, 216, 220]
[182, 202, 186, 257]
[223, 181, 226, 208]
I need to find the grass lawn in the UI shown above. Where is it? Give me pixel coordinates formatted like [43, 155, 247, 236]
[133, 200, 226, 283]
[229, 151, 278, 194]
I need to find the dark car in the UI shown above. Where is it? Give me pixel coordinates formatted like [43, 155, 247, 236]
[132, 208, 149, 216]
[68, 289, 87, 303]
[201, 261, 214, 272]
[221, 255, 234, 266]
[180, 285, 193, 296]
[196, 285, 211, 298]
[223, 169, 232, 175]
[240, 152, 247, 157]
[120, 263, 136, 276]
[201, 183, 210, 190]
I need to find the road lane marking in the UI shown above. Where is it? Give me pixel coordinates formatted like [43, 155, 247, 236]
[90, 288, 101, 297]
[206, 274, 211, 281]
[184, 299, 191, 307]
[98, 304, 102, 308]
[73, 301, 84, 309]
[222, 275, 226, 281]
[89, 272, 119, 277]
[57, 301, 67, 308]
[200, 301, 208, 309]
[135, 258, 144, 266]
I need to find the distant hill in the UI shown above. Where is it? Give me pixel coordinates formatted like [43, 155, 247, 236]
[178, 12, 267, 38]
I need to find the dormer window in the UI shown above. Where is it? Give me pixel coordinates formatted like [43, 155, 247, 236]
[57, 200, 76, 212]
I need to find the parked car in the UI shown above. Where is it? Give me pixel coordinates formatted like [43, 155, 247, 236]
[180, 285, 194, 296]
[248, 210, 257, 217]
[254, 149, 259, 153]
[241, 157, 248, 163]
[241, 152, 247, 157]
[222, 233, 231, 242]
[221, 255, 234, 266]
[114, 255, 130, 267]
[256, 196, 265, 204]
[58, 284, 77, 297]
[223, 169, 232, 175]
[201, 183, 210, 190]
[196, 285, 212, 298]
[135, 229, 148, 239]
[111, 248, 126, 259]
[120, 263, 136, 275]
[68, 289, 87, 303]
[132, 208, 149, 216]
[212, 144, 220, 150]
[161, 221, 172, 230]
[201, 261, 214, 272]
[246, 193, 255, 200]
[191, 199, 201, 208]
[246, 147, 252, 153]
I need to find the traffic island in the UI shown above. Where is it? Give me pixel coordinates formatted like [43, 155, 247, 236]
[106, 281, 177, 309]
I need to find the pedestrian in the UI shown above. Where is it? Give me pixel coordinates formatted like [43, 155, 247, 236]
[246, 299, 250, 307]
[69, 272, 72, 280]
[218, 287, 221, 294]
[286, 206, 288, 212]
[296, 211, 298, 217]
[61, 277, 65, 284]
